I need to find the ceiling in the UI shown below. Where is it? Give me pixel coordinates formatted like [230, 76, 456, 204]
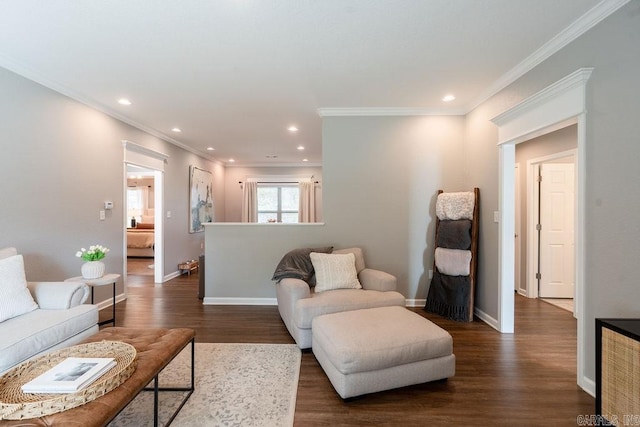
[0, 0, 608, 166]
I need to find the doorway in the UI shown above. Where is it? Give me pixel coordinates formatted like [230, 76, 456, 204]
[126, 165, 156, 277]
[492, 67, 592, 393]
[519, 148, 577, 315]
[123, 140, 167, 285]
[514, 127, 577, 314]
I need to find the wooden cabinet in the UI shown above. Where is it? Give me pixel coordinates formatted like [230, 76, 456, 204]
[596, 319, 640, 426]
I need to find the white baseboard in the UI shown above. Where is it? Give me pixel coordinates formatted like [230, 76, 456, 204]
[95, 293, 126, 310]
[579, 376, 595, 397]
[203, 297, 278, 305]
[163, 270, 181, 282]
[405, 299, 426, 307]
[201, 297, 426, 307]
[474, 307, 500, 331]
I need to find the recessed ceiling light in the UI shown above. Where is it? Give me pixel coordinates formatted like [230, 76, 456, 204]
[228, 158, 235, 163]
[171, 127, 182, 133]
[206, 147, 215, 151]
[297, 145, 305, 151]
[118, 98, 132, 105]
[442, 94, 456, 102]
[302, 158, 309, 162]
[288, 126, 299, 132]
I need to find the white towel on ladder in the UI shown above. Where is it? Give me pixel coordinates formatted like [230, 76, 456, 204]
[435, 247, 472, 276]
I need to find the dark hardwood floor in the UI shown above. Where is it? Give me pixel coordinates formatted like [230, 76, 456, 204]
[111, 271, 594, 426]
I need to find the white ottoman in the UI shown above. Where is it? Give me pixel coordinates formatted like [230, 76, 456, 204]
[312, 306, 455, 399]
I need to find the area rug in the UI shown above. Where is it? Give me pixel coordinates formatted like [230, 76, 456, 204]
[108, 343, 301, 427]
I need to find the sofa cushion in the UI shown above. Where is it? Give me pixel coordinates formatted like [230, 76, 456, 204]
[311, 252, 362, 293]
[294, 289, 405, 329]
[312, 306, 453, 375]
[0, 304, 99, 373]
[0, 254, 38, 322]
[0, 247, 18, 261]
[332, 247, 366, 273]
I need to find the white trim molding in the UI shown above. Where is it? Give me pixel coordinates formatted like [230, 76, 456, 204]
[122, 140, 169, 162]
[0, 52, 218, 162]
[492, 68, 593, 144]
[317, 107, 466, 117]
[474, 307, 500, 331]
[405, 299, 426, 308]
[490, 67, 592, 393]
[203, 297, 278, 306]
[467, 1, 627, 111]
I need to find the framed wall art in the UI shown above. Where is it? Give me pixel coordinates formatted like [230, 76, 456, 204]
[189, 165, 214, 233]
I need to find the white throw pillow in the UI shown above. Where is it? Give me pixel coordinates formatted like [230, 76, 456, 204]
[0, 255, 38, 323]
[310, 252, 362, 293]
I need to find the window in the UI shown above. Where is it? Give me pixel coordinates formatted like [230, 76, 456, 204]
[127, 187, 144, 222]
[257, 184, 299, 223]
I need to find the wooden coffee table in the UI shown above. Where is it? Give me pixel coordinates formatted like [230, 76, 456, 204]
[0, 327, 195, 427]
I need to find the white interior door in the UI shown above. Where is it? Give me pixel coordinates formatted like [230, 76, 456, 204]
[539, 163, 575, 298]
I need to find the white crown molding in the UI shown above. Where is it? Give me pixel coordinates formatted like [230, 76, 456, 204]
[122, 140, 169, 161]
[317, 107, 466, 117]
[225, 162, 323, 168]
[491, 67, 593, 129]
[0, 52, 219, 163]
[466, 0, 629, 113]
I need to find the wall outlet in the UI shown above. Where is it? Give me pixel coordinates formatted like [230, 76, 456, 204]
[494, 211, 499, 223]
[99, 210, 106, 220]
[167, 210, 172, 218]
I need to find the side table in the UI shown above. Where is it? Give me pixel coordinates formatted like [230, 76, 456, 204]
[65, 273, 120, 326]
[178, 259, 199, 276]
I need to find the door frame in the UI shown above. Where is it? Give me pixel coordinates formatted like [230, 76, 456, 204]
[526, 149, 577, 300]
[491, 68, 592, 394]
[515, 163, 523, 295]
[122, 140, 169, 285]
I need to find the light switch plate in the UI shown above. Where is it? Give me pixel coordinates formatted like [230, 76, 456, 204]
[494, 211, 499, 223]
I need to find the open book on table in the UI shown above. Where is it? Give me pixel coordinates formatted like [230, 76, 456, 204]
[21, 357, 116, 394]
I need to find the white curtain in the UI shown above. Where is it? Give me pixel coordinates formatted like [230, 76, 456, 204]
[241, 180, 258, 222]
[298, 180, 316, 223]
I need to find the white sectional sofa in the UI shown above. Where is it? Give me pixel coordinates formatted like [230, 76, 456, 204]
[0, 247, 99, 375]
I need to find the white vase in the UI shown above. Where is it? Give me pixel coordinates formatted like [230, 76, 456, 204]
[81, 261, 105, 279]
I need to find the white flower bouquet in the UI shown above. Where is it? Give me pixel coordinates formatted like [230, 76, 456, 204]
[76, 245, 110, 261]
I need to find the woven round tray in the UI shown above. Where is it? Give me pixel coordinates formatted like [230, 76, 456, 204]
[0, 340, 137, 420]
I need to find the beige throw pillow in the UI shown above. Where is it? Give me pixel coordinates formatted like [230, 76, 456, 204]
[0, 254, 38, 322]
[310, 252, 362, 293]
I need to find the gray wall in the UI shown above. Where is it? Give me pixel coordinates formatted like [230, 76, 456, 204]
[0, 66, 222, 303]
[322, 116, 465, 299]
[206, 115, 465, 301]
[205, 224, 329, 299]
[464, 2, 640, 383]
